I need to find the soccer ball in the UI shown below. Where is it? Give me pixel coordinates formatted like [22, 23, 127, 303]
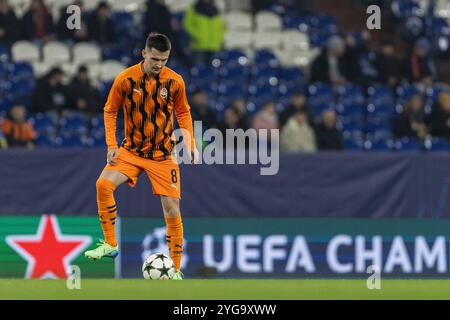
[142, 253, 176, 280]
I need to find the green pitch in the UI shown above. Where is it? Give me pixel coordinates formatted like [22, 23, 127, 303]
[0, 279, 449, 300]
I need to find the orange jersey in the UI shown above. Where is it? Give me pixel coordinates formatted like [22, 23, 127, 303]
[104, 62, 195, 161]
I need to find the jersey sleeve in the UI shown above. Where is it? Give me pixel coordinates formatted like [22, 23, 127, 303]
[173, 76, 195, 152]
[104, 75, 126, 150]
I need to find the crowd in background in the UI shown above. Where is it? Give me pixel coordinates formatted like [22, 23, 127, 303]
[0, 0, 449, 152]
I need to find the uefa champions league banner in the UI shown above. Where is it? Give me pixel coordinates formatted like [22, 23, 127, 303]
[2, 215, 450, 279]
[121, 218, 450, 279]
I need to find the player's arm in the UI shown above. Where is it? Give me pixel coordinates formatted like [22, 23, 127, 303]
[104, 76, 125, 165]
[173, 77, 198, 164]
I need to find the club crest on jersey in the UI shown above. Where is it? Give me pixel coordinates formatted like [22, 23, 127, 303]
[160, 87, 168, 100]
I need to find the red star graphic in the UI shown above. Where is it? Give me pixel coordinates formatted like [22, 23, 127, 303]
[6, 215, 91, 279]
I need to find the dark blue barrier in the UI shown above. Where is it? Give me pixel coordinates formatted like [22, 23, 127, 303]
[0, 148, 449, 218]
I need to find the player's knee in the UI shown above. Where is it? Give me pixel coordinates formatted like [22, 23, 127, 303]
[163, 202, 180, 218]
[96, 178, 116, 195]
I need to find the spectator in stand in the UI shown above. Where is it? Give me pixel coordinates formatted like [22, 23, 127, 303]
[190, 88, 217, 130]
[251, 101, 279, 140]
[0, 0, 20, 45]
[218, 107, 240, 134]
[281, 109, 316, 152]
[314, 109, 343, 150]
[406, 37, 437, 87]
[68, 65, 100, 115]
[144, 0, 189, 67]
[56, 0, 89, 43]
[87, 1, 116, 46]
[32, 67, 69, 115]
[375, 37, 403, 87]
[393, 93, 428, 140]
[279, 91, 311, 127]
[1, 103, 36, 148]
[183, 0, 225, 65]
[430, 92, 450, 140]
[311, 35, 351, 86]
[21, 0, 53, 43]
[229, 98, 249, 130]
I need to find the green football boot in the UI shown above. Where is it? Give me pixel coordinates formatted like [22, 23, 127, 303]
[84, 239, 119, 260]
[171, 270, 184, 280]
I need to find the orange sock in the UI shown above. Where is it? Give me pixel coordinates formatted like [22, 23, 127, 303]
[96, 178, 118, 247]
[165, 215, 183, 271]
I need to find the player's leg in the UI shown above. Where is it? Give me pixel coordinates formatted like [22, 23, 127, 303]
[85, 170, 129, 260]
[142, 158, 184, 277]
[161, 195, 184, 279]
[86, 148, 142, 260]
[96, 170, 129, 246]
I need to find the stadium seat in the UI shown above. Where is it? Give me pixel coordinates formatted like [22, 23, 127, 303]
[12, 61, 34, 81]
[35, 135, 55, 148]
[108, 0, 146, 12]
[56, 134, 86, 148]
[308, 82, 334, 100]
[11, 41, 40, 63]
[281, 29, 310, 51]
[367, 84, 395, 105]
[31, 61, 52, 78]
[424, 137, 450, 151]
[167, 0, 195, 13]
[393, 137, 423, 151]
[30, 112, 57, 137]
[224, 12, 253, 31]
[363, 139, 392, 151]
[0, 44, 9, 62]
[275, 48, 318, 67]
[255, 11, 282, 32]
[99, 60, 126, 82]
[73, 42, 102, 65]
[253, 50, 279, 68]
[252, 32, 282, 51]
[282, 14, 311, 32]
[224, 31, 253, 51]
[59, 114, 88, 137]
[42, 41, 71, 65]
[436, 0, 450, 18]
[80, 0, 103, 11]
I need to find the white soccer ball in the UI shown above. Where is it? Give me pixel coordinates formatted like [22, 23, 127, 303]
[142, 253, 176, 280]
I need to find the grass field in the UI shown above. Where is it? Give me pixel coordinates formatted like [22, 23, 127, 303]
[0, 279, 449, 299]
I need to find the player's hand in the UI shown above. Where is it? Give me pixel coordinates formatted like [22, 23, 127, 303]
[107, 147, 119, 165]
[191, 147, 199, 165]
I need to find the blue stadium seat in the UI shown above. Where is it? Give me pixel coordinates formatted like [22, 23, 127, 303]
[396, 83, 420, 104]
[35, 135, 55, 148]
[282, 14, 311, 32]
[425, 137, 450, 151]
[218, 83, 246, 99]
[367, 84, 395, 105]
[12, 62, 34, 80]
[393, 137, 423, 151]
[391, 0, 421, 19]
[343, 137, 363, 150]
[30, 113, 57, 136]
[60, 114, 88, 137]
[0, 44, 9, 62]
[219, 65, 249, 85]
[56, 134, 85, 148]
[213, 50, 249, 69]
[253, 50, 279, 68]
[363, 139, 392, 151]
[308, 82, 334, 100]
[190, 65, 218, 87]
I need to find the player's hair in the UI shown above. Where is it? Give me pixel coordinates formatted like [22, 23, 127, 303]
[145, 32, 172, 52]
